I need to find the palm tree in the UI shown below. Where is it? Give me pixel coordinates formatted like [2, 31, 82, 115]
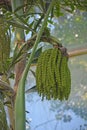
[0, 0, 87, 130]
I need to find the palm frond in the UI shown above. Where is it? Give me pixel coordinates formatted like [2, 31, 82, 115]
[0, 98, 8, 130]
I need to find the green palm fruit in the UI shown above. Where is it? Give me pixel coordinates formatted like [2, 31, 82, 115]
[48, 49, 57, 98]
[41, 49, 51, 99]
[36, 53, 43, 95]
[54, 49, 62, 99]
[36, 49, 52, 99]
[36, 47, 71, 101]
[60, 56, 66, 100]
[46, 49, 54, 99]
[65, 61, 71, 100]
[51, 48, 58, 99]
[60, 55, 71, 100]
[44, 49, 52, 100]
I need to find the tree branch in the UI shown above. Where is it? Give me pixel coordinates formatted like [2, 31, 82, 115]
[68, 48, 87, 57]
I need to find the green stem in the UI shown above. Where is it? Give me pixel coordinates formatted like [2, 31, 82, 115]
[15, 1, 55, 130]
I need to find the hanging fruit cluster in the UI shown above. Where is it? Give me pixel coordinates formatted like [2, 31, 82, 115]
[36, 46, 71, 100]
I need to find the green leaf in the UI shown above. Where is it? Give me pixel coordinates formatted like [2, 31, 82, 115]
[54, 1, 60, 17]
[29, 69, 36, 78]
[25, 86, 37, 93]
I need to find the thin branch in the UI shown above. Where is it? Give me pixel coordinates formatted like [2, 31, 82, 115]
[22, 33, 87, 59]
[68, 48, 87, 57]
[26, 35, 87, 58]
[34, 118, 56, 130]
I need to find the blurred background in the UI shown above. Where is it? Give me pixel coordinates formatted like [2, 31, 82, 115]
[25, 10, 87, 130]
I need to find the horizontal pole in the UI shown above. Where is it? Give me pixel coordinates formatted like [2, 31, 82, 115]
[68, 48, 87, 57]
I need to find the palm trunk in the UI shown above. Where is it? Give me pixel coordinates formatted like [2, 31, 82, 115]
[11, 0, 26, 93]
[9, 0, 26, 130]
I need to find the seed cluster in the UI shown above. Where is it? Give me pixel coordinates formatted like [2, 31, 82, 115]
[36, 48, 71, 100]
